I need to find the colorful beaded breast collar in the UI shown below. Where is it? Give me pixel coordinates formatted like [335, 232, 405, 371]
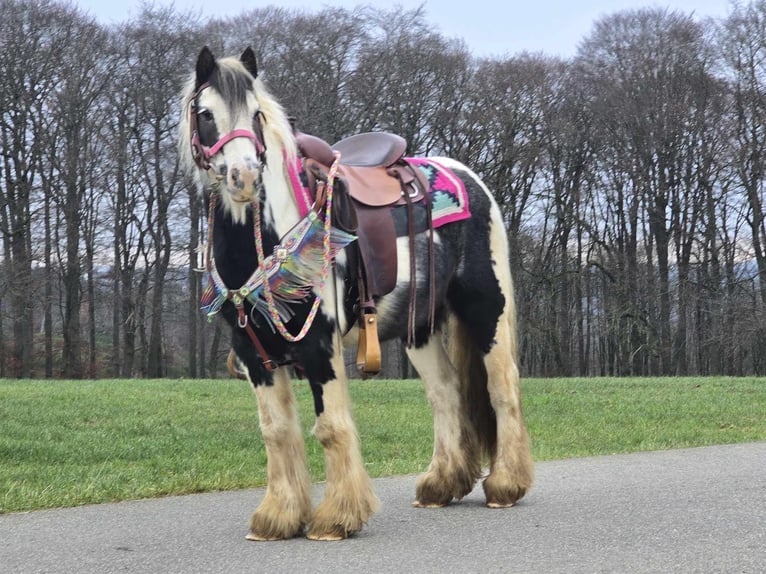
[199, 153, 355, 350]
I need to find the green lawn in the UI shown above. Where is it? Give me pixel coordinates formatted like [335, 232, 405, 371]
[1, 376, 764, 513]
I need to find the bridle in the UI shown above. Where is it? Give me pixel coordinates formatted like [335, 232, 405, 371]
[189, 81, 267, 171]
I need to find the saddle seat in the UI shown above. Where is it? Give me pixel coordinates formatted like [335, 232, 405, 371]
[295, 130, 405, 168]
[333, 132, 407, 167]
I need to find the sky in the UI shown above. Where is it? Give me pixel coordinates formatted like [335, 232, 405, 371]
[73, 0, 737, 58]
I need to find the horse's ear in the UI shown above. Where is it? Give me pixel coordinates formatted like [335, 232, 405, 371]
[195, 46, 217, 88]
[240, 47, 258, 79]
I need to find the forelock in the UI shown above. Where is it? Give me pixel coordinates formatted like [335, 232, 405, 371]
[207, 58, 254, 107]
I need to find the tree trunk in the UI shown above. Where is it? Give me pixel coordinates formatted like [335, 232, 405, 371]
[86, 248, 97, 378]
[62, 172, 84, 378]
[649, 196, 672, 375]
[10, 232, 34, 378]
[187, 189, 201, 378]
[44, 182, 54, 378]
[121, 269, 137, 377]
[207, 320, 224, 378]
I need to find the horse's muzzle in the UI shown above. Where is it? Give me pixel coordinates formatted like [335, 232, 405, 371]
[226, 159, 261, 202]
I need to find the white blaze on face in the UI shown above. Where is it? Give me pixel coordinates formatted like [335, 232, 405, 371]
[197, 88, 264, 223]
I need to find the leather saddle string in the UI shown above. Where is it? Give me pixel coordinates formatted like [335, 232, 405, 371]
[405, 191, 417, 347]
[423, 171, 436, 335]
[402, 162, 436, 345]
[403, 161, 436, 336]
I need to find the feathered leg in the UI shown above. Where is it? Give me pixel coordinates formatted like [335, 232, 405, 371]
[307, 348, 380, 540]
[247, 368, 312, 540]
[406, 330, 482, 507]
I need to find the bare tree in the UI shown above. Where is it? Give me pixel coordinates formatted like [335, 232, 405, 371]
[536, 60, 598, 375]
[720, 1, 766, 373]
[0, 0, 78, 377]
[45, 14, 111, 378]
[348, 7, 471, 154]
[2, 0, 765, 378]
[577, 8, 722, 375]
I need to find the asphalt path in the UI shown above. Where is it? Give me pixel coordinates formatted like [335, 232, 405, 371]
[2, 442, 764, 574]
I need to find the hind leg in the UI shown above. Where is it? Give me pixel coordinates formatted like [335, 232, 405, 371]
[246, 368, 312, 540]
[406, 331, 482, 507]
[307, 347, 380, 540]
[481, 320, 534, 507]
[481, 213, 534, 507]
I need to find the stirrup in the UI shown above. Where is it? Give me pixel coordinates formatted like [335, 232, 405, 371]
[356, 310, 381, 374]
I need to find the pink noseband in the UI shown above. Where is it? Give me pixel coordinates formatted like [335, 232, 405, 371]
[195, 128, 264, 160]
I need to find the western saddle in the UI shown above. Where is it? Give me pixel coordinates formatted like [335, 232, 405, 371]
[296, 129, 434, 374]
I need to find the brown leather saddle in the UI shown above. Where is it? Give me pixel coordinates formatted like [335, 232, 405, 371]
[296, 130, 433, 374]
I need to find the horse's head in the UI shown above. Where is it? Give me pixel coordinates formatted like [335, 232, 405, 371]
[180, 46, 295, 222]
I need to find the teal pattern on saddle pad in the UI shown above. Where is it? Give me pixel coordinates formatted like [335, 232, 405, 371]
[406, 157, 471, 228]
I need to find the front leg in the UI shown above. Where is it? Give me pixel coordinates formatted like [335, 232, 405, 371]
[246, 367, 312, 540]
[307, 347, 380, 540]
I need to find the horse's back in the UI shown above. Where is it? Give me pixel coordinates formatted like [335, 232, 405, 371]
[366, 155, 511, 352]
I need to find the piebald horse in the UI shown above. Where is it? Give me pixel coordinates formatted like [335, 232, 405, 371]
[178, 46, 533, 541]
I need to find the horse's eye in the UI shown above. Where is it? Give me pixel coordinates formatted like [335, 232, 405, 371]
[199, 109, 213, 122]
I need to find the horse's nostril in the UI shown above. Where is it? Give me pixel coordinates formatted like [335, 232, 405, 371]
[230, 167, 246, 190]
[219, 165, 228, 178]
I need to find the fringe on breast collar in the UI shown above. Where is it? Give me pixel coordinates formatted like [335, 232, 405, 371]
[200, 209, 356, 328]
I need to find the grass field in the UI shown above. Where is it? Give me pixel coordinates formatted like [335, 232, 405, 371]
[1, 376, 764, 514]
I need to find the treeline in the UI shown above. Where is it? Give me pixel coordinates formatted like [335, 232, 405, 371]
[1, 0, 765, 378]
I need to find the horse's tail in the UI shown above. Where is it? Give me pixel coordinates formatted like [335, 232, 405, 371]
[448, 314, 497, 459]
[500, 254, 519, 361]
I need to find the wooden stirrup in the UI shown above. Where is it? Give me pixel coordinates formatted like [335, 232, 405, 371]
[356, 310, 382, 375]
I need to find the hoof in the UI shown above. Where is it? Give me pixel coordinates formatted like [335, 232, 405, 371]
[248, 507, 306, 541]
[414, 474, 463, 507]
[245, 532, 290, 542]
[483, 475, 527, 508]
[412, 499, 448, 508]
[306, 491, 377, 541]
[486, 500, 516, 509]
[306, 523, 353, 541]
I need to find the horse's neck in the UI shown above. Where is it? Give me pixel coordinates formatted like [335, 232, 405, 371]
[213, 207, 256, 288]
[261, 152, 303, 240]
[212, 153, 301, 290]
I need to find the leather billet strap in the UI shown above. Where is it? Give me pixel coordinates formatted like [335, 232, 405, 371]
[244, 322, 277, 372]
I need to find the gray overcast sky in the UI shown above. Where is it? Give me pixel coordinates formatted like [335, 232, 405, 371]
[73, 0, 736, 58]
